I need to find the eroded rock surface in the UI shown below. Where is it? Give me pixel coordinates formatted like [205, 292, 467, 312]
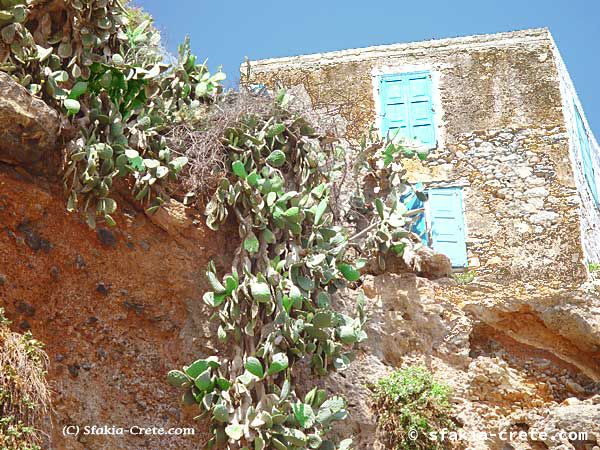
[0, 165, 237, 449]
[528, 396, 600, 449]
[0, 73, 61, 173]
[463, 287, 600, 380]
[316, 274, 600, 450]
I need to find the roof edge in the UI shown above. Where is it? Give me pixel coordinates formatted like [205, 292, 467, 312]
[243, 27, 552, 73]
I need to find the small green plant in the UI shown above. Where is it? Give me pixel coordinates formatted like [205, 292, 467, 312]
[370, 366, 455, 450]
[452, 270, 475, 285]
[588, 262, 600, 273]
[0, 417, 40, 450]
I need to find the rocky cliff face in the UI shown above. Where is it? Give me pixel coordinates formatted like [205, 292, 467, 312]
[1, 69, 599, 450]
[0, 163, 243, 449]
[321, 274, 600, 449]
[0, 72, 62, 175]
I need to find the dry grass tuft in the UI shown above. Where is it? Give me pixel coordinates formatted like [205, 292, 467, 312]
[0, 309, 50, 449]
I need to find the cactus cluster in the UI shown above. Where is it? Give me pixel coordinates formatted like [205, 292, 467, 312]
[168, 90, 429, 449]
[2, 3, 431, 448]
[169, 92, 364, 449]
[0, 0, 224, 226]
[349, 134, 429, 270]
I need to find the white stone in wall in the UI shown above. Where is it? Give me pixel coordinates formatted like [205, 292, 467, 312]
[527, 177, 547, 186]
[514, 166, 533, 178]
[527, 198, 545, 210]
[530, 211, 559, 225]
[525, 187, 549, 197]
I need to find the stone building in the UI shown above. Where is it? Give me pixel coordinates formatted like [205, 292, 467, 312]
[243, 28, 600, 289]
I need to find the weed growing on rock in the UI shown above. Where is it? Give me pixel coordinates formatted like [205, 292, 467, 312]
[370, 366, 455, 450]
[452, 270, 475, 285]
[588, 262, 600, 273]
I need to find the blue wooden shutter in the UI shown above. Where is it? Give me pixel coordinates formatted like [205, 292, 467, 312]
[400, 183, 428, 245]
[407, 72, 436, 149]
[379, 71, 436, 149]
[428, 187, 467, 268]
[574, 106, 599, 205]
[380, 74, 409, 141]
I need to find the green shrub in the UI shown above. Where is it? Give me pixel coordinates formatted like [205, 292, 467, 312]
[370, 366, 455, 450]
[588, 262, 600, 273]
[451, 270, 475, 285]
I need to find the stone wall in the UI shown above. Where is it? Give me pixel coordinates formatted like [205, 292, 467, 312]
[550, 34, 600, 265]
[244, 29, 564, 142]
[244, 28, 589, 286]
[428, 127, 584, 286]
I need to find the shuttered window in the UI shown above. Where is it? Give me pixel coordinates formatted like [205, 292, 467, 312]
[401, 186, 468, 268]
[574, 105, 599, 205]
[379, 71, 436, 149]
[427, 187, 467, 268]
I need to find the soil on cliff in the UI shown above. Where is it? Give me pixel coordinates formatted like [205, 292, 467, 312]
[0, 164, 236, 449]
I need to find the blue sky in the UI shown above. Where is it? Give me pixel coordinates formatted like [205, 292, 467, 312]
[136, 0, 600, 134]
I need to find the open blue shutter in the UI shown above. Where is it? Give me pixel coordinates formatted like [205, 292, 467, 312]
[428, 187, 467, 268]
[380, 71, 436, 149]
[407, 72, 436, 149]
[574, 106, 599, 205]
[400, 183, 428, 245]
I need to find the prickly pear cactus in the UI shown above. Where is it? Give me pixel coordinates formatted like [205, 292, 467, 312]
[168, 90, 429, 449]
[0, 0, 225, 226]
